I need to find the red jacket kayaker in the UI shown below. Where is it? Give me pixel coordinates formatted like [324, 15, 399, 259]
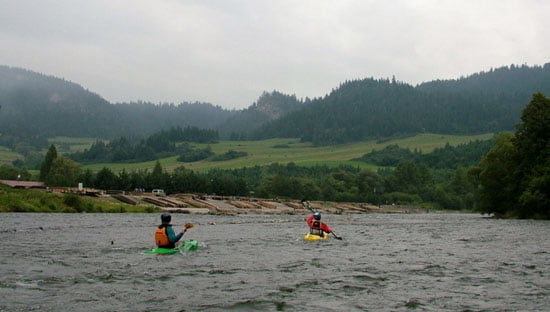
[307, 212, 333, 235]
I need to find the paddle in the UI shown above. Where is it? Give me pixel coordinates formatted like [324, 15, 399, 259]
[177, 223, 195, 249]
[180, 223, 194, 236]
[302, 200, 314, 213]
[181, 223, 194, 235]
[302, 200, 343, 240]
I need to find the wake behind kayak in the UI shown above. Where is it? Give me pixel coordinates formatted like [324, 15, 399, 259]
[144, 240, 199, 254]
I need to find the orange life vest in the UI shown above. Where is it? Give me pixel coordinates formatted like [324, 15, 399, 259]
[155, 227, 170, 247]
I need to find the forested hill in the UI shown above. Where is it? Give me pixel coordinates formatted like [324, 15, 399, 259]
[417, 64, 550, 94]
[216, 91, 304, 139]
[0, 65, 234, 147]
[113, 101, 232, 137]
[252, 64, 550, 145]
[0, 66, 121, 146]
[2, 63, 549, 148]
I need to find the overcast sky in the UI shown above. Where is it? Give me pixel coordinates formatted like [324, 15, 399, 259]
[1, 0, 548, 109]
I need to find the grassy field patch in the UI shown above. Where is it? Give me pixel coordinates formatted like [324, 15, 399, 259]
[81, 133, 494, 173]
[48, 137, 104, 153]
[0, 146, 23, 165]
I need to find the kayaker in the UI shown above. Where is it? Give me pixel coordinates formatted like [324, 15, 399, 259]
[306, 212, 333, 236]
[155, 213, 187, 249]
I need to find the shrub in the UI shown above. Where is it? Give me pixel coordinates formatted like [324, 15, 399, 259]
[63, 193, 84, 212]
[383, 192, 422, 205]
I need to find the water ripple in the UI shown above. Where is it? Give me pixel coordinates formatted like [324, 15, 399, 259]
[1, 213, 549, 311]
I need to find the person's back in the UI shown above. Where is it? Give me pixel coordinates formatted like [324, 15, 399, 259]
[155, 213, 186, 248]
[155, 224, 175, 248]
[307, 212, 333, 235]
[309, 221, 324, 236]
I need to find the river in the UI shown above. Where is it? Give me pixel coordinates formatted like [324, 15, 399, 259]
[0, 213, 548, 311]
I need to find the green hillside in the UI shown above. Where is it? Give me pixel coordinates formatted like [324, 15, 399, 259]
[2, 64, 548, 151]
[48, 137, 101, 153]
[0, 65, 233, 149]
[0, 146, 21, 165]
[253, 64, 550, 145]
[80, 133, 493, 173]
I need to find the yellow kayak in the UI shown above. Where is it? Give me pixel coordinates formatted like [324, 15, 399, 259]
[303, 232, 330, 241]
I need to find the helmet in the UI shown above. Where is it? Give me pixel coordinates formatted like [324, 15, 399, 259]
[161, 213, 171, 223]
[313, 212, 321, 220]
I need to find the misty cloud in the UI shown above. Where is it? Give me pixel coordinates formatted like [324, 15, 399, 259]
[1, 0, 548, 109]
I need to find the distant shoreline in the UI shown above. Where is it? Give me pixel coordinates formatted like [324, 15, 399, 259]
[120, 193, 433, 215]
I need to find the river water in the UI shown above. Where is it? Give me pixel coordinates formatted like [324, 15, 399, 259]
[0, 213, 548, 311]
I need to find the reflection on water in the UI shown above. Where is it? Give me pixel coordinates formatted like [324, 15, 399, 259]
[0, 213, 549, 311]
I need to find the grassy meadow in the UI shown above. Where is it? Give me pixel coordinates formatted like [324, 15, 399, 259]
[1, 137, 99, 165]
[0, 146, 22, 165]
[2, 133, 494, 173]
[48, 136, 102, 153]
[79, 133, 494, 173]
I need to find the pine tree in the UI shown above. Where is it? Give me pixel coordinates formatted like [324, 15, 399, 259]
[40, 144, 58, 181]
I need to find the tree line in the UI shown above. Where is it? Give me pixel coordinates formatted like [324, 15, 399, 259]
[2, 64, 549, 151]
[251, 64, 550, 145]
[25, 143, 484, 211]
[68, 126, 218, 163]
[353, 140, 494, 169]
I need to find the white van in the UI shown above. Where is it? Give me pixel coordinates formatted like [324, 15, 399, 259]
[152, 189, 165, 196]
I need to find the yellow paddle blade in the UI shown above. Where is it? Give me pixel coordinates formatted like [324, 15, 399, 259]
[185, 223, 194, 229]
